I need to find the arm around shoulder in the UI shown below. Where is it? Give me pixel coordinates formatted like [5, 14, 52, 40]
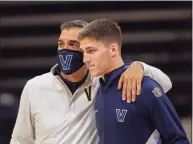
[139, 62, 172, 93]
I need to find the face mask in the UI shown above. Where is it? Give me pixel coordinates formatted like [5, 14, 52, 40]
[57, 49, 84, 75]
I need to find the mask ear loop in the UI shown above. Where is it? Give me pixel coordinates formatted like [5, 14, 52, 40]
[84, 86, 91, 101]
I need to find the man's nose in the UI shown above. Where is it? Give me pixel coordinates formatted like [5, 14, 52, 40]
[83, 53, 90, 64]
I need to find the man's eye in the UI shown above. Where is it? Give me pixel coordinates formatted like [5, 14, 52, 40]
[69, 43, 75, 46]
[88, 49, 95, 54]
[58, 43, 64, 47]
[69, 43, 79, 49]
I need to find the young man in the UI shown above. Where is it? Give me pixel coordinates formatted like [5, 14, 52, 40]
[78, 19, 189, 144]
[10, 20, 172, 144]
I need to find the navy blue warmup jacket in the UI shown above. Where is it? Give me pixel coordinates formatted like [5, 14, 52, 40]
[95, 63, 189, 144]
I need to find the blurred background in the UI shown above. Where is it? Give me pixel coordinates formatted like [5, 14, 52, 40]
[0, 1, 192, 144]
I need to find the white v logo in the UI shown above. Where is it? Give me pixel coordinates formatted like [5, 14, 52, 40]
[116, 109, 127, 122]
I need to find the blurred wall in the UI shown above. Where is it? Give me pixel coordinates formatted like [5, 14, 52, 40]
[0, 1, 192, 144]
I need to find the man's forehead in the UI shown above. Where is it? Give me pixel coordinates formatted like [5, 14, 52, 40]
[59, 35, 78, 42]
[59, 28, 81, 40]
[80, 38, 103, 47]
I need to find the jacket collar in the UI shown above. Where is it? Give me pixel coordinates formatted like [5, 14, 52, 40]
[50, 64, 92, 90]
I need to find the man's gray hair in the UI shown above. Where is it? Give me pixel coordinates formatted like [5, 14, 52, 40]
[60, 20, 88, 31]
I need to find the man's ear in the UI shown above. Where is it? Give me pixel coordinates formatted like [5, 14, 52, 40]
[110, 43, 119, 57]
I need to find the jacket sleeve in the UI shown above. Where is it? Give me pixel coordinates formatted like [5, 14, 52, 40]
[10, 82, 35, 144]
[139, 79, 189, 144]
[139, 62, 172, 93]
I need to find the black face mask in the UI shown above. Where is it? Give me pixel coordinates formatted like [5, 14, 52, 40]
[57, 49, 84, 75]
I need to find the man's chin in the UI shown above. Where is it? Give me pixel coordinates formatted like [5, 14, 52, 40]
[90, 71, 101, 77]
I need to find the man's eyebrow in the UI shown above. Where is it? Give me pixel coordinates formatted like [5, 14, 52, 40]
[68, 40, 80, 44]
[85, 46, 97, 50]
[58, 39, 63, 43]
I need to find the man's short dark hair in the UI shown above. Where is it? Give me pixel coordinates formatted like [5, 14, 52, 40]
[60, 20, 88, 31]
[78, 18, 122, 49]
